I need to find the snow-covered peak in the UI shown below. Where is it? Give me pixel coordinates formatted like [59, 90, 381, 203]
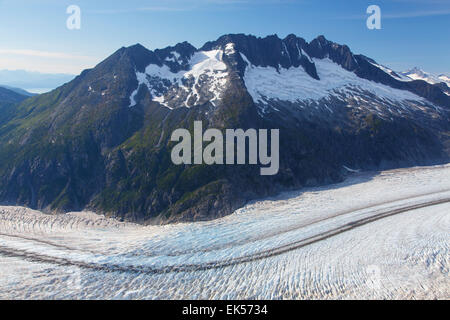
[400, 68, 450, 87]
[438, 74, 450, 83]
[367, 62, 449, 89]
[129, 49, 229, 108]
[402, 68, 433, 82]
[121, 35, 448, 112]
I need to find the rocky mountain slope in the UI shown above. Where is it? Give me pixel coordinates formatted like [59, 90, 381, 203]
[0, 87, 29, 127]
[0, 86, 29, 104]
[0, 34, 448, 223]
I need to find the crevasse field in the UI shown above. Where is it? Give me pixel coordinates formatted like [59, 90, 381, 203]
[0, 165, 449, 300]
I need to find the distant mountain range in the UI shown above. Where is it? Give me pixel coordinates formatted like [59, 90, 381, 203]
[0, 86, 29, 103]
[0, 33, 448, 224]
[0, 70, 75, 93]
[0, 85, 35, 97]
[400, 67, 449, 86]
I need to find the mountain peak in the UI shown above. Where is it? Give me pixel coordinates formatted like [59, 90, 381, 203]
[61, 33, 450, 109]
[283, 33, 299, 41]
[127, 43, 147, 50]
[399, 68, 450, 88]
[406, 67, 424, 74]
[0, 32, 449, 224]
[315, 35, 328, 42]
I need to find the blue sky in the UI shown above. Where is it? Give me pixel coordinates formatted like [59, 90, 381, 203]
[0, 0, 449, 75]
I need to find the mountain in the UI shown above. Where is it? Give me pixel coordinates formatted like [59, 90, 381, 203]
[400, 67, 450, 86]
[396, 68, 450, 97]
[0, 70, 75, 93]
[0, 86, 29, 104]
[0, 86, 30, 127]
[0, 33, 448, 224]
[0, 85, 36, 97]
[438, 74, 450, 84]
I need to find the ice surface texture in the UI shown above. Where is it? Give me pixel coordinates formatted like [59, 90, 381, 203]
[0, 165, 449, 299]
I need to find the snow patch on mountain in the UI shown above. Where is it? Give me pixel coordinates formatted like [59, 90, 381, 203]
[129, 49, 229, 108]
[164, 51, 181, 63]
[225, 43, 236, 55]
[242, 55, 427, 107]
[301, 47, 313, 63]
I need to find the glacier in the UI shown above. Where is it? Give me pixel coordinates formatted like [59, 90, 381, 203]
[0, 164, 449, 299]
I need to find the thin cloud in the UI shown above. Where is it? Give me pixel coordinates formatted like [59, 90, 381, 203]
[89, 0, 290, 14]
[340, 9, 450, 20]
[0, 49, 93, 60]
[90, 7, 189, 14]
[383, 9, 450, 19]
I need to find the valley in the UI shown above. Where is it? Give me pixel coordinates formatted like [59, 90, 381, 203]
[0, 164, 448, 299]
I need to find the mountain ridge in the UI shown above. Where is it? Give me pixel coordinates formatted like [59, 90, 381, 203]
[0, 86, 30, 126]
[0, 85, 36, 97]
[0, 33, 448, 224]
[124, 33, 449, 107]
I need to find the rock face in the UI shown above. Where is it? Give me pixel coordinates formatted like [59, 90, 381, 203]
[0, 34, 449, 224]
